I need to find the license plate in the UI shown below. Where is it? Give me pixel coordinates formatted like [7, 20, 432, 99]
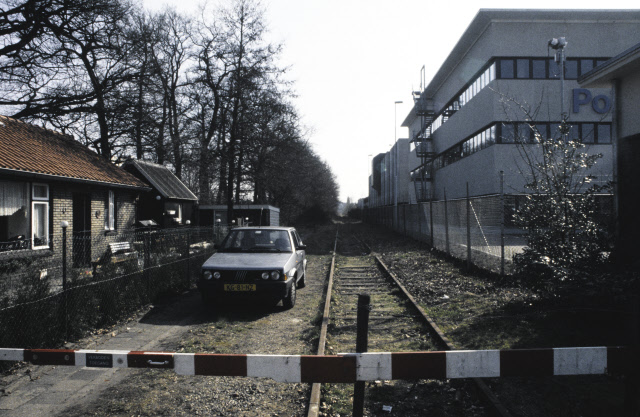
[224, 284, 256, 292]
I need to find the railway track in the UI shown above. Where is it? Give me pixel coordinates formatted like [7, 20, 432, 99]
[309, 224, 510, 417]
[329, 231, 433, 355]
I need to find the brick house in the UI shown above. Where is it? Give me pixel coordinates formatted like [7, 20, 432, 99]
[0, 115, 150, 267]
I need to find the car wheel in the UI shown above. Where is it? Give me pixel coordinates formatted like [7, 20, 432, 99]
[297, 271, 306, 289]
[283, 282, 296, 309]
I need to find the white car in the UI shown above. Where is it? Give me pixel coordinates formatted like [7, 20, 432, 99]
[198, 227, 307, 309]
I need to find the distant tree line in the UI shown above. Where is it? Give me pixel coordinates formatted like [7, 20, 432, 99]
[0, 0, 339, 224]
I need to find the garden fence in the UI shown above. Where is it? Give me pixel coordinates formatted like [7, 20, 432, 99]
[363, 192, 613, 274]
[0, 225, 226, 350]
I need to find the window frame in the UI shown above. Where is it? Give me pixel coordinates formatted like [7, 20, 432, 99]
[31, 183, 49, 250]
[105, 190, 116, 231]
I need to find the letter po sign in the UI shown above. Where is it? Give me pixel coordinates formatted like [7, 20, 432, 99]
[573, 89, 611, 114]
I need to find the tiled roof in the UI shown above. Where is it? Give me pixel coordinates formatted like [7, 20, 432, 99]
[124, 160, 198, 201]
[0, 115, 149, 189]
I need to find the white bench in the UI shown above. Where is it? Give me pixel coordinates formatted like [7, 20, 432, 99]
[92, 241, 138, 273]
[108, 242, 138, 264]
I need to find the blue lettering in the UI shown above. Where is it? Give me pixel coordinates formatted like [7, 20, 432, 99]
[592, 95, 612, 114]
[573, 88, 592, 113]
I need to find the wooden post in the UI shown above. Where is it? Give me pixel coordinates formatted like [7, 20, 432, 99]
[353, 294, 371, 417]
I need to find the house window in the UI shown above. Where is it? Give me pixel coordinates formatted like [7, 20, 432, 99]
[0, 181, 29, 251]
[105, 190, 115, 231]
[31, 183, 49, 249]
[165, 202, 183, 225]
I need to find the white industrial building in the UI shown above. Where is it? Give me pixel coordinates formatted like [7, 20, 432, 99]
[364, 9, 640, 270]
[367, 9, 640, 206]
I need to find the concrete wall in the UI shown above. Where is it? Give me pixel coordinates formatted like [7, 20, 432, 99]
[368, 139, 411, 207]
[431, 143, 613, 200]
[619, 70, 640, 138]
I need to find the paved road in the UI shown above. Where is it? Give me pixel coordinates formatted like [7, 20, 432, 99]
[0, 290, 205, 417]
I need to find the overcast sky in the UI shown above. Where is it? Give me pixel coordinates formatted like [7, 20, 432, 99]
[143, 0, 637, 202]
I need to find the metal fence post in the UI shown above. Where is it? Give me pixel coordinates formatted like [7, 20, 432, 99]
[429, 199, 434, 247]
[417, 203, 422, 240]
[500, 171, 505, 276]
[61, 221, 68, 341]
[466, 183, 472, 270]
[144, 230, 151, 298]
[403, 205, 407, 236]
[353, 294, 371, 417]
[185, 221, 191, 286]
[444, 188, 450, 255]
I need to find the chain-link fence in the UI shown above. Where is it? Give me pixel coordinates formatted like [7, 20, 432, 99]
[364, 194, 614, 274]
[0, 226, 227, 349]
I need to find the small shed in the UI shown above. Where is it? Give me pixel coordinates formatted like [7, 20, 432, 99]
[199, 204, 280, 227]
[123, 160, 198, 228]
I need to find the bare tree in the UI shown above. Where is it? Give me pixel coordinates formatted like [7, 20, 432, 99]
[0, 0, 137, 159]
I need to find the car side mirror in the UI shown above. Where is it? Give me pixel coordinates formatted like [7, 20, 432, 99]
[297, 244, 307, 251]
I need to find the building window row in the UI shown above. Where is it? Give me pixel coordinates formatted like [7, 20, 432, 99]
[419, 57, 608, 141]
[427, 122, 612, 172]
[497, 57, 608, 80]
[459, 63, 496, 107]
[430, 63, 496, 136]
[500, 121, 612, 144]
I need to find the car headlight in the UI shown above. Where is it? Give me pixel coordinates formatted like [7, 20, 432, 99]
[203, 271, 212, 280]
[261, 272, 270, 280]
[213, 271, 221, 279]
[270, 271, 280, 281]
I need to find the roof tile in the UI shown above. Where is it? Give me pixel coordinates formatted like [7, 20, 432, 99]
[0, 116, 148, 189]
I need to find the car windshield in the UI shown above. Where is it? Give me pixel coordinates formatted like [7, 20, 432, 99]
[219, 229, 292, 253]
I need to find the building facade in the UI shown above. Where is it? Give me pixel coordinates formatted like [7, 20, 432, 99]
[579, 41, 640, 263]
[0, 115, 150, 267]
[369, 9, 640, 208]
[368, 139, 416, 207]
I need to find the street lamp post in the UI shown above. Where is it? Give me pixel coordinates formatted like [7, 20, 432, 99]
[394, 101, 403, 230]
[549, 37, 568, 120]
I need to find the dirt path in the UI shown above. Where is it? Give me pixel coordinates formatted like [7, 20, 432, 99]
[0, 252, 331, 417]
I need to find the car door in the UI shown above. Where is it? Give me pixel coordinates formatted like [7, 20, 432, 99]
[291, 230, 306, 277]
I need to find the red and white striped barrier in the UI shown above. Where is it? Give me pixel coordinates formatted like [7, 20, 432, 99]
[0, 347, 630, 383]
